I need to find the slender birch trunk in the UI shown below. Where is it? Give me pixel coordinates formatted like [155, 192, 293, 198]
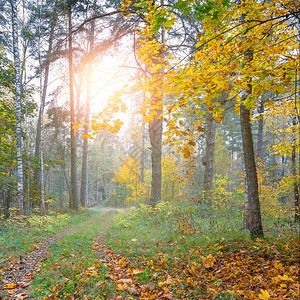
[68, 8, 79, 211]
[10, 0, 24, 214]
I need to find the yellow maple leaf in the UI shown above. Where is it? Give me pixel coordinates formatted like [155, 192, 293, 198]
[258, 289, 270, 299]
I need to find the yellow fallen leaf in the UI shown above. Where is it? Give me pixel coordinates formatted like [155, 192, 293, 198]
[278, 274, 294, 282]
[32, 245, 40, 250]
[117, 283, 127, 290]
[94, 259, 101, 268]
[132, 268, 143, 275]
[258, 289, 270, 299]
[165, 275, 173, 285]
[3, 283, 16, 289]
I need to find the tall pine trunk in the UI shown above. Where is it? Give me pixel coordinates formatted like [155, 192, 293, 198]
[141, 121, 145, 183]
[202, 114, 216, 203]
[294, 13, 300, 222]
[10, 0, 24, 214]
[68, 8, 79, 211]
[34, 10, 56, 186]
[149, 108, 163, 207]
[149, 0, 164, 207]
[292, 115, 300, 222]
[80, 1, 95, 207]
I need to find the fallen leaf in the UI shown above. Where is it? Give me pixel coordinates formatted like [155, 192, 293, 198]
[132, 268, 143, 275]
[3, 283, 16, 289]
[258, 289, 270, 299]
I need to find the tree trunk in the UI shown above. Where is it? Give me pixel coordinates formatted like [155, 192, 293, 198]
[10, 0, 24, 214]
[243, 178, 250, 229]
[257, 97, 264, 160]
[294, 16, 300, 222]
[40, 92, 45, 214]
[149, 109, 163, 207]
[4, 188, 11, 220]
[68, 9, 79, 211]
[141, 121, 145, 183]
[80, 1, 95, 207]
[202, 113, 216, 203]
[240, 68, 264, 238]
[279, 155, 287, 179]
[149, 0, 164, 208]
[34, 11, 56, 186]
[292, 115, 300, 222]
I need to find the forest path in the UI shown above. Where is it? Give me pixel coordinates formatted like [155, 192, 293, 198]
[0, 208, 117, 300]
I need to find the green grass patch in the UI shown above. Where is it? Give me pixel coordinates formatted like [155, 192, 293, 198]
[31, 209, 117, 299]
[0, 209, 94, 260]
[106, 202, 298, 260]
[105, 202, 299, 298]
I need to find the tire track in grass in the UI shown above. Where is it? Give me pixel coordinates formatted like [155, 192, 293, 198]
[31, 208, 118, 300]
[0, 209, 117, 300]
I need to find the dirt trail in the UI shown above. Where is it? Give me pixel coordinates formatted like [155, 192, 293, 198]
[0, 208, 117, 300]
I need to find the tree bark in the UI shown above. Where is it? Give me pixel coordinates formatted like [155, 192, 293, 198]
[292, 115, 300, 222]
[257, 97, 264, 160]
[149, 108, 163, 207]
[34, 10, 56, 186]
[80, 0, 95, 208]
[240, 63, 264, 238]
[4, 188, 11, 220]
[10, 0, 24, 214]
[243, 178, 250, 229]
[202, 113, 216, 203]
[149, 0, 164, 207]
[40, 71, 45, 215]
[68, 8, 79, 211]
[141, 121, 145, 183]
[294, 16, 300, 221]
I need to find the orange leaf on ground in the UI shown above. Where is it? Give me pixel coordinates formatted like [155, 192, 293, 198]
[3, 283, 16, 289]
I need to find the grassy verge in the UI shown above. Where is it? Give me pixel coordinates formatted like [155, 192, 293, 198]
[31, 209, 117, 299]
[105, 202, 299, 299]
[0, 209, 94, 260]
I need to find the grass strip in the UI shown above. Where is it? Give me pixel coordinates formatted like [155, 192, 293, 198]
[0, 209, 94, 259]
[31, 208, 117, 299]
